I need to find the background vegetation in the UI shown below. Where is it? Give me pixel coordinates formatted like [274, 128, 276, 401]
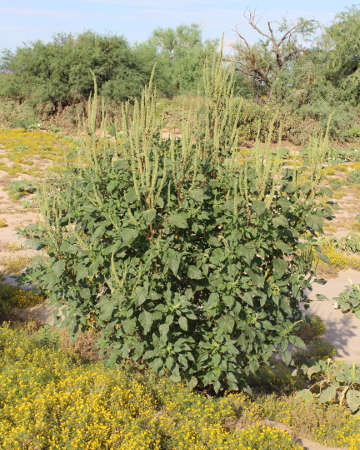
[1, 6, 360, 143]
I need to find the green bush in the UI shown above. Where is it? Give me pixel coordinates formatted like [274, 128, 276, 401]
[24, 53, 332, 393]
[298, 360, 360, 414]
[346, 169, 360, 185]
[0, 32, 169, 109]
[335, 284, 360, 318]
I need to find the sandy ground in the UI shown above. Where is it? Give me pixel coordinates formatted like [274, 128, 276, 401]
[306, 270, 360, 363]
[0, 185, 39, 273]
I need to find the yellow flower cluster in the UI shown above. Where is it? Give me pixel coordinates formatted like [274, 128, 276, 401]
[0, 325, 301, 450]
[315, 243, 360, 271]
[0, 128, 75, 179]
[0, 281, 44, 316]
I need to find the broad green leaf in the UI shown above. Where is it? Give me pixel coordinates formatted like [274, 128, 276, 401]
[227, 372, 239, 389]
[107, 179, 118, 193]
[80, 288, 90, 299]
[139, 310, 153, 334]
[346, 389, 360, 412]
[273, 215, 288, 228]
[179, 316, 188, 331]
[99, 300, 114, 322]
[295, 389, 313, 401]
[189, 188, 205, 202]
[178, 354, 189, 369]
[168, 213, 188, 229]
[188, 265, 203, 280]
[289, 335, 307, 350]
[307, 365, 322, 378]
[188, 377, 198, 389]
[122, 318, 136, 334]
[319, 386, 337, 403]
[252, 200, 266, 216]
[170, 365, 181, 383]
[223, 295, 235, 309]
[120, 228, 139, 245]
[27, 239, 45, 250]
[315, 247, 331, 265]
[159, 323, 169, 340]
[282, 350, 292, 366]
[168, 250, 181, 276]
[125, 188, 137, 202]
[273, 258, 287, 278]
[143, 209, 156, 224]
[206, 293, 219, 309]
[218, 315, 235, 333]
[306, 214, 323, 232]
[53, 260, 65, 277]
[150, 358, 163, 373]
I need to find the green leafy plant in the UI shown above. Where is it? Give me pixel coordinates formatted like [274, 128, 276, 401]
[7, 179, 37, 201]
[335, 284, 360, 318]
[318, 233, 360, 255]
[24, 50, 332, 393]
[346, 169, 360, 185]
[297, 360, 360, 414]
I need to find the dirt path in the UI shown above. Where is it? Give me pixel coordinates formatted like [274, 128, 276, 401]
[307, 270, 360, 363]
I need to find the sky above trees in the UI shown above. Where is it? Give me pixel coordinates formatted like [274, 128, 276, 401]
[1, 1, 357, 50]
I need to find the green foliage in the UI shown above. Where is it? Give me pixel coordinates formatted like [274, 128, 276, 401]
[328, 147, 360, 164]
[323, 6, 360, 106]
[23, 51, 332, 393]
[0, 32, 168, 109]
[335, 284, 360, 318]
[7, 179, 37, 201]
[298, 360, 360, 414]
[148, 24, 218, 94]
[319, 233, 360, 255]
[346, 169, 360, 185]
[0, 26, 217, 111]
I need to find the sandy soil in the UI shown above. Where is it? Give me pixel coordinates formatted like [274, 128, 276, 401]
[306, 269, 360, 363]
[0, 176, 39, 274]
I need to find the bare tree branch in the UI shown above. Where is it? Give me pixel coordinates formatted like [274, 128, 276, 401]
[228, 10, 316, 95]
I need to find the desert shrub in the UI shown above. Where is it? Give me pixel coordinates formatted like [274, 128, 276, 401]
[0, 99, 37, 129]
[24, 52, 332, 393]
[0, 32, 168, 110]
[297, 101, 359, 142]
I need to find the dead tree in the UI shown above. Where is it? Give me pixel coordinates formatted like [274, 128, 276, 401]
[226, 10, 317, 97]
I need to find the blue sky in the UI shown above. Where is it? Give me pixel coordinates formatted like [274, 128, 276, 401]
[0, 1, 357, 51]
